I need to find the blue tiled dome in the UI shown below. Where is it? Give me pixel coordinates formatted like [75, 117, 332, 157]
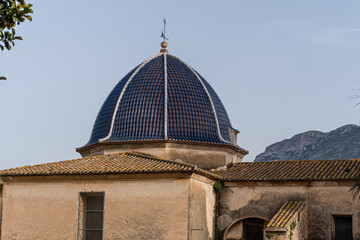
[85, 53, 235, 147]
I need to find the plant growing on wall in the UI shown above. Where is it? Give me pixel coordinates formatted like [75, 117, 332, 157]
[213, 180, 222, 193]
[351, 175, 360, 199]
[289, 221, 296, 240]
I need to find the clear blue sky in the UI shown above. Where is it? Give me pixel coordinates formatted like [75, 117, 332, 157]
[1, 1, 360, 169]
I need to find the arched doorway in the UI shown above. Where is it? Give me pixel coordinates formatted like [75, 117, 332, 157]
[225, 217, 267, 240]
[242, 218, 264, 240]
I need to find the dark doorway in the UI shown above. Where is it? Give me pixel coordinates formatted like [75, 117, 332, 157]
[334, 216, 352, 240]
[242, 218, 264, 240]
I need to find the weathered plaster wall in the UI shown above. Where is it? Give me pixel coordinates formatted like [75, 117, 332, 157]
[219, 183, 306, 239]
[79, 142, 245, 169]
[1, 176, 191, 240]
[291, 208, 307, 240]
[224, 220, 243, 240]
[219, 181, 360, 240]
[307, 182, 360, 239]
[189, 175, 216, 240]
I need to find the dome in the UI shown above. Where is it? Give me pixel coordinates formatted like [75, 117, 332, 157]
[77, 47, 248, 169]
[84, 53, 235, 146]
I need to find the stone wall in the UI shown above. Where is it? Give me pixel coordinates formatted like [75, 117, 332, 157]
[1, 173, 215, 240]
[218, 181, 360, 240]
[77, 142, 246, 170]
[189, 175, 216, 239]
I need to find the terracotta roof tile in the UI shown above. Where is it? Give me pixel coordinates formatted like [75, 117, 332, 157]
[0, 152, 220, 180]
[3, 155, 358, 182]
[222, 159, 360, 181]
[266, 201, 305, 228]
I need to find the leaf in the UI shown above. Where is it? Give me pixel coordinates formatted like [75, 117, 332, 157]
[5, 41, 11, 50]
[0, 0, 33, 51]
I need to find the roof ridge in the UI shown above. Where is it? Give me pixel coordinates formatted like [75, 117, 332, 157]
[237, 158, 360, 165]
[123, 152, 223, 179]
[0, 151, 221, 180]
[0, 154, 103, 173]
[123, 152, 196, 169]
[224, 159, 360, 182]
[1, 151, 200, 173]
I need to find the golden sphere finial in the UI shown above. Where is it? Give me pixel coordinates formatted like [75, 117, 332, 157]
[161, 41, 168, 48]
[160, 41, 168, 53]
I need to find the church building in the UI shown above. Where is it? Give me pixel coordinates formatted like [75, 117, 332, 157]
[0, 41, 359, 240]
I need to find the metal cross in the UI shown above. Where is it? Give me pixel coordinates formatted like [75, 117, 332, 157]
[160, 18, 169, 41]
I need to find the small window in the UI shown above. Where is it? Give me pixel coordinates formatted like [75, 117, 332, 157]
[334, 216, 352, 240]
[78, 193, 104, 240]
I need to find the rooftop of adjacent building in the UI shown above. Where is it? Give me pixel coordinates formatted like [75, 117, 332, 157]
[266, 201, 306, 229]
[1, 152, 359, 183]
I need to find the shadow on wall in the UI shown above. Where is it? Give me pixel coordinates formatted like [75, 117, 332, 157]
[224, 217, 269, 240]
[217, 186, 306, 240]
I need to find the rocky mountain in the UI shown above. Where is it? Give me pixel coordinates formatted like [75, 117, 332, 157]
[254, 124, 360, 162]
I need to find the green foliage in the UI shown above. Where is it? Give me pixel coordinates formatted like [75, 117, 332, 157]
[289, 221, 297, 240]
[0, 0, 33, 51]
[290, 221, 296, 230]
[213, 180, 222, 193]
[0, 76, 6, 80]
[266, 232, 274, 239]
[351, 171, 360, 200]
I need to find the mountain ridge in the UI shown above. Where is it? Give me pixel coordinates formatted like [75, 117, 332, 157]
[254, 124, 360, 162]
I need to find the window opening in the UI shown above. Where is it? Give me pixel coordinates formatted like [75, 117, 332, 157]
[77, 192, 104, 240]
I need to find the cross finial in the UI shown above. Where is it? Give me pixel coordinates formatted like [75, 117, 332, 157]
[160, 18, 168, 42]
[160, 18, 169, 53]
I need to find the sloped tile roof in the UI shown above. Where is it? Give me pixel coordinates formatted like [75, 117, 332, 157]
[222, 159, 360, 181]
[266, 201, 305, 228]
[0, 152, 220, 180]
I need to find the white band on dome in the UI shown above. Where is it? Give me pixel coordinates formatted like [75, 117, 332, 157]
[189, 67, 230, 143]
[164, 53, 168, 139]
[169, 55, 230, 143]
[99, 53, 163, 142]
